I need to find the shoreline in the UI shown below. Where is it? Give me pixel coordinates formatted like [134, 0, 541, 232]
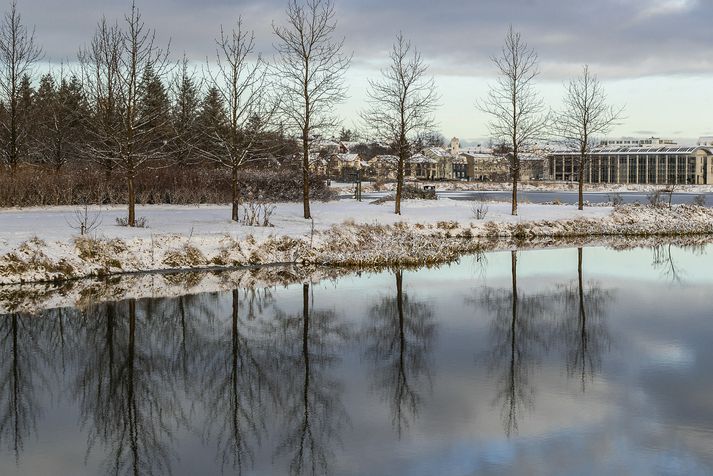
[1, 200, 713, 288]
[2, 232, 712, 314]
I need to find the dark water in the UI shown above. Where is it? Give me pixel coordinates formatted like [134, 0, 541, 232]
[1, 245, 712, 476]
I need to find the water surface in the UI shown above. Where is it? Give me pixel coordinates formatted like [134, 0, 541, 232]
[1, 244, 712, 475]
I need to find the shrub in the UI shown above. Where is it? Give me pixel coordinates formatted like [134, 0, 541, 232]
[240, 201, 276, 227]
[692, 194, 707, 206]
[402, 184, 437, 200]
[472, 201, 489, 220]
[647, 190, 664, 207]
[0, 163, 336, 207]
[608, 193, 624, 206]
[116, 216, 148, 228]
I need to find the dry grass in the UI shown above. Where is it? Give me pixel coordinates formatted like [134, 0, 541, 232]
[163, 244, 208, 268]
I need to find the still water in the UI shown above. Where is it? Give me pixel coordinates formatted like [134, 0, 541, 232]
[1, 245, 712, 476]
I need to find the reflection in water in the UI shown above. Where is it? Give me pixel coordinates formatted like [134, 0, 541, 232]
[73, 299, 180, 476]
[200, 289, 279, 474]
[0, 313, 49, 462]
[482, 251, 550, 437]
[1, 244, 713, 474]
[652, 243, 683, 283]
[363, 270, 435, 437]
[270, 283, 350, 476]
[558, 248, 611, 391]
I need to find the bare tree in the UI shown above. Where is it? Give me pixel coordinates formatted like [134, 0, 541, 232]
[479, 26, 548, 216]
[202, 20, 278, 222]
[79, 17, 122, 183]
[0, 1, 42, 173]
[554, 65, 623, 210]
[273, 0, 351, 219]
[362, 34, 438, 215]
[81, 2, 172, 227]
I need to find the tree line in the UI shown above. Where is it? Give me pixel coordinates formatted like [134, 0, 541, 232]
[0, 0, 622, 225]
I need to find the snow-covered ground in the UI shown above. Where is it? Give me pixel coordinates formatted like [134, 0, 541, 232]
[1, 199, 712, 285]
[0, 199, 611, 252]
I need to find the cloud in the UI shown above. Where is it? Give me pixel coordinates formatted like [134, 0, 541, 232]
[12, 0, 713, 80]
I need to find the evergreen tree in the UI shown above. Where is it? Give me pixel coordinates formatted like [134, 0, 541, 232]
[138, 65, 172, 150]
[34, 72, 88, 171]
[170, 58, 200, 165]
[195, 86, 226, 159]
[16, 73, 35, 164]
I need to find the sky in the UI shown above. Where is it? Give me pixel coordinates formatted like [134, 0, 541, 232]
[17, 0, 713, 144]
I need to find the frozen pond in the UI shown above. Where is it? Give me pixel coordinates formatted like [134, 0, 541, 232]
[1, 244, 712, 475]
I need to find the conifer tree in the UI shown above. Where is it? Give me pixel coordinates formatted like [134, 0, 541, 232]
[170, 57, 200, 166]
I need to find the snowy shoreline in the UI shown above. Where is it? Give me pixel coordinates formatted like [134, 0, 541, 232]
[2, 233, 712, 314]
[1, 199, 713, 287]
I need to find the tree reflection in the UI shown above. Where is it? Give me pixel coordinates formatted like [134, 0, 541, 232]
[556, 248, 610, 391]
[363, 270, 435, 437]
[0, 312, 49, 462]
[652, 243, 682, 283]
[199, 288, 280, 474]
[483, 251, 550, 437]
[271, 283, 349, 476]
[73, 299, 179, 476]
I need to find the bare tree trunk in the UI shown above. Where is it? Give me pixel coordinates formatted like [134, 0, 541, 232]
[127, 173, 135, 227]
[231, 165, 239, 222]
[578, 161, 585, 211]
[395, 154, 404, 215]
[302, 135, 311, 219]
[511, 163, 518, 216]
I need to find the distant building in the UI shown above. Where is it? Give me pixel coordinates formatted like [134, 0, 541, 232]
[449, 137, 460, 155]
[366, 155, 399, 181]
[459, 152, 508, 181]
[598, 137, 677, 148]
[423, 147, 455, 180]
[326, 153, 363, 179]
[405, 154, 437, 179]
[548, 143, 713, 185]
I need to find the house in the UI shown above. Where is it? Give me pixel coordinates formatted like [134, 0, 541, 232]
[367, 155, 399, 181]
[405, 154, 437, 179]
[326, 153, 363, 179]
[422, 147, 455, 180]
[459, 152, 509, 181]
[519, 153, 546, 181]
[307, 153, 328, 175]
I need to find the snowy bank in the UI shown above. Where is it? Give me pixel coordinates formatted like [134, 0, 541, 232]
[3, 234, 712, 314]
[1, 199, 712, 285]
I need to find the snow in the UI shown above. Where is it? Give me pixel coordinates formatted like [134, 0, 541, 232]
[1, 199, 712, 286]
[0, 200, 611, 253]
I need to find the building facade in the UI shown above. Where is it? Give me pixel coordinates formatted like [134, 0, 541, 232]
[548, 146, 713, 185]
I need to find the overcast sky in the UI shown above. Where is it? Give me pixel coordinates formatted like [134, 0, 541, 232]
[19, 0, 713, 143]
